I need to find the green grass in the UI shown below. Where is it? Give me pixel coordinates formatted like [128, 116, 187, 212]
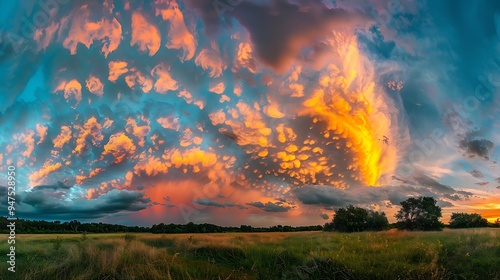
[0, 228, 498, 279]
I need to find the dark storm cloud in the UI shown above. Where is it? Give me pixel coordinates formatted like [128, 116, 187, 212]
[35, 181, 72, 190]
[0, 186, 150, 220]
[247, 201, 291, 212]
[193, 198, 226, 208]
[437, 200, 453, 207]
[413, 173, 467, 196]
[187, 0, 369, 71]
[224, 201, 246, 209]
[319, 213, 329, 220]
[459, 139, 495, 160]
[469, 170, 484, 179]
[292, 185, 356, 207]
[293, 171, 472, 208]
[443, 110, 495, 162]
[397, 173, 473, 200]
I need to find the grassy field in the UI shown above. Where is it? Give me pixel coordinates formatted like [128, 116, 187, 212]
[0, 228, 498, 280]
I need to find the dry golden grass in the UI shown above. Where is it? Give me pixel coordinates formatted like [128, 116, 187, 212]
[0, 229, 498, 279]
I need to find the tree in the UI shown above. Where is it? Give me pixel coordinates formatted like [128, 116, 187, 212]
[366, 210, 390, 231]
[323, 222, 335, 231]
[68, 220, 81, 233]
[449, 213, 488, 228]
[395, 197, 444, 231]
[327, 205, 389, 232]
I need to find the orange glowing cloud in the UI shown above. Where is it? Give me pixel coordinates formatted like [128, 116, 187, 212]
[154, 0, 197, 61]
[234, 42, 258, 73]
[61, 6, 122, 57]
[74, 117, 104, 155]
[209, 82, 225, 94]
[157, 115, 180, 131]
[150, 63, 178, 93]
[275, 124, 296, 143]
[134, 154, 170, 176]
[294, 34, 404, 185]
[29, 162, 62, 184]
[85, 188, 97, 199]
[131, 11, 161, 56]
[102, 132, 137, 164]
[195, 48, 226, 78]
[36, 124, 48, 144]
[86, 75, 104, 97]
[20, 130, 35, 158]
[108, 61, 129, 82]
[33, 21, 60, 51]
[289, 83, 304, 97]
[233, 82, 243, 97]
[167, 147, 218, 169]
[125, 118, 151, 147]
[53, 126, 72, 149]
[125, 70, 153, 93]
[222, 100, 272, 150]
[54, 79, 83, 107]
[263, 102, 286, 119]
[179, 128, 196, 147]
[209, 110, 226, 126]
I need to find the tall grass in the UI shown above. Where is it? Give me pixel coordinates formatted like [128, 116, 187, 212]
[0, 228, 498, 279]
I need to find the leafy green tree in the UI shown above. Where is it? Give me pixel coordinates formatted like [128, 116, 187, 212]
[327, 205, 389, 232]
[366, 210, 390, 231]
[332, 205, 368, 232]
[323, 222, 335, 231]
[69, 220, 81, 233]
[395, 197, 444, 231]
[449, 213, 488, 228]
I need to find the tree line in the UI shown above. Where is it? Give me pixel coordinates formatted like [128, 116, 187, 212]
[0, 218, 322, 234]
[0, 219, 150, 234]
[323, 196, 499, 232]
[151, 223, 322, 233]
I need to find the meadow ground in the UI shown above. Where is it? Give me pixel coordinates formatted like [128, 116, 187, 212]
[0, 228, 498, 280]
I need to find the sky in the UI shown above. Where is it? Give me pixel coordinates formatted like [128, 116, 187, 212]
[0, 0, 499, 227]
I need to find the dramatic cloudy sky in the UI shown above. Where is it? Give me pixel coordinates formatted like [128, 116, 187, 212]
[0, 0, 499, 226]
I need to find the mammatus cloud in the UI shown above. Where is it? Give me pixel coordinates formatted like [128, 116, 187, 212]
[0, 0, 498, 226]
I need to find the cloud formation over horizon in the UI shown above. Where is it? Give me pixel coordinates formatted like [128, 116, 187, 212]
[0, 0, 499, 226]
